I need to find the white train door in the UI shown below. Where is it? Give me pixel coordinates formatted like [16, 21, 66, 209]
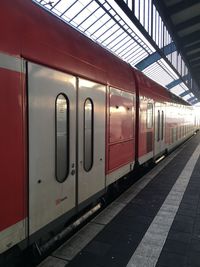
[28, 63, 76, 235]
[78, 78, 106, 205]
[154, 103, 165, 157]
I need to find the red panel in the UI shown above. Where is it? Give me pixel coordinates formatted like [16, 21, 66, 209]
[0, 0, 136, 94]
[0, 0, 137, 178]
[134, 69, 170, 161]
[109, 93, 134, 143]
[108, 141, 134, 172]
[0, 69, 26, 231]
[134, 70, 171, 102]
[106, 87, 135, 173]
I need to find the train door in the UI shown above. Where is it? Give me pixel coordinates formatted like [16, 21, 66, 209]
[28, 63, 76, 235]
[78, 78, 106, 205]
[154, 103, 165, 156]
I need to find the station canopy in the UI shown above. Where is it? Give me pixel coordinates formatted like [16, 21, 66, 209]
[33, 0, 200, 106]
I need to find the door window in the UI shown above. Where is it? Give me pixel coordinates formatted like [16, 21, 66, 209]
[157, 110, 160, 141]
[161, 111, 164, 140]
[55, 94, 69, 182]
[147, 103, 153, 128]
[84, 98, 94, 172]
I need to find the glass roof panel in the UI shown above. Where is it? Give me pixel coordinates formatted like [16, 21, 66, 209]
[143, 59, 178, 87]
[55, 0, 77, 10]
[102, 28, 123, 46]
[112, 36, 132, 52]
[72, 3, 100, 26]
[183, 95, 194, 101]
[33, 0, 194, 103]
[170, 85, 185, 96]
[54, 0, 77, 14]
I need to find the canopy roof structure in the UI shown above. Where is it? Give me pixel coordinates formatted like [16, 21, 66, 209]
[154, 0, 200, 105]
[33, 0, 200, 105]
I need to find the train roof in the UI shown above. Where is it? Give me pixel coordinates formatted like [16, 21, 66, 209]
[0, 0, 135, 93]
[0, 0, 191, 106]
[134, 69, 191, 106]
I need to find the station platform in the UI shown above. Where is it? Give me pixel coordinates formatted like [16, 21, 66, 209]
[39, 132, 200, 267]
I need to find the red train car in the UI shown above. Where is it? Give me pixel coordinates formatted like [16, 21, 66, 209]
[134, 70, 195, 165]
[0, 0, 196, 260]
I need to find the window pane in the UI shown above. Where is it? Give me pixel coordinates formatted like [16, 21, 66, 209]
[157, 110, 160, 141]
[56, 94, 69, 182]
[84, 98, 94, 172]
[147, 103, 153, 128]
[161, 111, 164, 140]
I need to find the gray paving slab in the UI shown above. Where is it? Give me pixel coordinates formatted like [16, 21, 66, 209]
[37, 256, 68, 267]
[53, 222, 104, 260]
[38, 134, 200, 267]
[49, 143, 183, 266]
[92, 202, 126, 225]
[126, 142, 200, 267]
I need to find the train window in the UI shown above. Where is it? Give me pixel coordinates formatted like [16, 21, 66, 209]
[157, 110, 160, 141]
[55, 94, 69, 183]
[147, 103, 153, 128]
[161, 111, 164, 140]
[84, 98, 94, 172]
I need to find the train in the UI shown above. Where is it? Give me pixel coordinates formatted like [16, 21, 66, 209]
[0, 0, 199, 263]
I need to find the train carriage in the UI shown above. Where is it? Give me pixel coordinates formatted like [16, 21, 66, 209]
[134, 70, 195, 165]
[0, 0, 197, 261]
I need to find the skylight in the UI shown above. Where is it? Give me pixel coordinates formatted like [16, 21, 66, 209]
[32, 0, 199, 105]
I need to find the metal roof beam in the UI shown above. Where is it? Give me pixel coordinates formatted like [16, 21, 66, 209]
[187, 96, 196, 102]
[95, 0, 149, 54]
[185, 42, 200, 54]
[181, 30, 200, 47]
[135, 42, 176, 71]
[176, 15, 200, 32]
[153, 0, 200, 99]
[179, 90, 190, 97]
[188, 51, 200, 61]
[191, 99, 199, 105]
[190, 56, 200, 63]
[114, 0, 200, 100]
[166, 0, 200, 15]
[193, 63, 200, 69]
[166, 74, 189, 90]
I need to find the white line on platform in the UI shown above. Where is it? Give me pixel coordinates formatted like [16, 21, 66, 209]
[51, 142, 186, 262]
[37, 137, 191, 266]
[126, 143, 200, 267]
